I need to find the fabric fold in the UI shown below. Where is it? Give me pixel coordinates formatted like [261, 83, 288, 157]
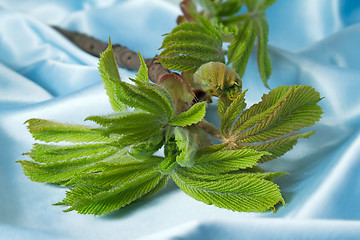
[0, 0, 359, 239]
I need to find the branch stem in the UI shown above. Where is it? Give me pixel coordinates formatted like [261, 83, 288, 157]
[197, 120, 224, 141]
[52, 26, 170, 83]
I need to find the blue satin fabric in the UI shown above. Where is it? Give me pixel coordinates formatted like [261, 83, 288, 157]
[1, 0, 360, 239]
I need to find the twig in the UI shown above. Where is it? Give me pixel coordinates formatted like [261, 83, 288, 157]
[52, 26, 171, 83]
[196, 120, 224, 141]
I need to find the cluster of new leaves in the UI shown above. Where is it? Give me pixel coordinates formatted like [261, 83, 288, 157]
[18, 42, 206, 215]
[18, 39, 323, 215]
[192, 61, 323, 163]
[17, 0, 324, 216]
[218, 84, 323, 162]
[157, 17, 225, 72]
[159, 0, 275, 87]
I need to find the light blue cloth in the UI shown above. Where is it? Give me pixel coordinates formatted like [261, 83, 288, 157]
[1, 0, 360, 239]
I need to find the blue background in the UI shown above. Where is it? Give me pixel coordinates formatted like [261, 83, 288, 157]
[1, 0, 360, 239]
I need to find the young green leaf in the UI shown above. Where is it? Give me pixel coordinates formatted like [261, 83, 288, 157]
[135, 51, 148, 82]
[247, 131, 316, 163]
[158, 18, 224, 72]
[160, 44, 222, 62]
[85, 111, 164, 128]
[174, 127, 198, 167]
[52, 156, 167, 215]
[85, 111, 165, 146]
[25, 142, 114, 163]
[169, 101, 206, 127]
[99, 39, 121, 83]
[133, 81, 175, 119]
[116, 81, 174, 118]
[172, 169, 284, 212]
[195, 148, 267, 165]
[113, 126, 163, 147]
[217, 97, 232, 118]
[66, 156, 163, 187]
[160, 31, 219, 50]
[60, 170, 166, 215]
[226, 85, 323, 161]
[156, 155, 178, 174]
[177, 167, 287, 182]
[128, 133, 164, 159]
[232, 85, 322, 139]
[217, 0, 243, 17]
[138, 175, 171, 201]
[157, 55, 209, 73]
[256, 17, 272, 88]
[219, 90, 247, 136]
[157, 133, 178, 174]
[18, 148, 120, 184]
[227, 19, 256, 79]
[26, 119, 111, 143]
[98, 38, 126, 111]
[189, 148, 269, 174]
[225, 1, 275, 87]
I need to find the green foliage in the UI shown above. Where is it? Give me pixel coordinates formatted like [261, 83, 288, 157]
[219, 90, 247, 136]
[248, 131, 316, 162]
[217, 0, 244, 17]
[176, 0, 275, 87]
[98, 38, 126, 111]
[128, 133, 164, 159]
[190, 147, 269, 174]
[20, 148, 119, 185]
[172, 168, 284, 212]
[158, 18, 225, 72]
[133, 80, 175, 119]
[221, 85, 323, 162]
[174, 127, 198, 167]
[101, 47, 176, 118]
[135, 51, 148, 82]
[255, 16, 272, 87]
[169, 101, 206, 127]
[116, 81, 170, 117]
[85, 111, 166, 146]
[19, 0, 324, 216]
[25, 119, 111, 143]
[25, 142, 114, 164]
[58, 159, 168, 215]
[227, 20, 256, 79]
[226, 1, 274, 87]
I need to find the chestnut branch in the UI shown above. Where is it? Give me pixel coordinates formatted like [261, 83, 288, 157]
[52, 26, 170, 84]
